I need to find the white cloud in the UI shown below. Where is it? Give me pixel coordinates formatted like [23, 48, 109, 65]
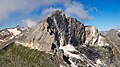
[22, 19, 36, 27]
[41, 7, 62, 19]
[0, 0, 94, 25]
[40, 1, 93, 21]
[0, 0, 68, 20]
[65, 1, 93, 20]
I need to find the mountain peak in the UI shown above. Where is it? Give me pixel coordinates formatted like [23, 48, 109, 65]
[48, 10, 65, 17]
[1, 10, 120, 67]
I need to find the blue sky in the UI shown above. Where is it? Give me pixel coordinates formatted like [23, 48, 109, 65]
[0, 0, 120, 31]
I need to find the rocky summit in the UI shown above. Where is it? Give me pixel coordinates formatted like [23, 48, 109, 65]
[0, 10, 120, 67]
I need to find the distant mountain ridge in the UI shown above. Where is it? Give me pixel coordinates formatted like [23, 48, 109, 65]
[104, 29, 120, 52]
[0, 26, 29, 48]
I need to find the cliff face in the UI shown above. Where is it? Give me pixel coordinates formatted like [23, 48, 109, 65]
[14, 10, 120, 67]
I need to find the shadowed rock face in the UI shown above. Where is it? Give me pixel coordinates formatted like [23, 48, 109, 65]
[47, 11, 85, 47]
[118, 33, 120, 37]
[2, 10, 119, 67]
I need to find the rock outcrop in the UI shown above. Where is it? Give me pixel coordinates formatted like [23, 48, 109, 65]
[14, 10, 120, 67]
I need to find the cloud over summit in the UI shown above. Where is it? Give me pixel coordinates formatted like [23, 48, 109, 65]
[40, 1, 93, 21]
[65, 1, 93, 20]
[22, 19, 36, 27]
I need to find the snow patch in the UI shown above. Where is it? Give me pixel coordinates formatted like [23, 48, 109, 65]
[59, 44, 81, 59]
[96, 59, 102, 65]
[8, 28, 21, 36]
[59, 44, 77, 52]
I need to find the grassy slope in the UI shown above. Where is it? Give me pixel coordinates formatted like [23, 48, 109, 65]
[0, 43, 56, 67]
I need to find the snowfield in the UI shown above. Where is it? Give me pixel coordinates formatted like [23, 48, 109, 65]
[8, 28, 21, 36]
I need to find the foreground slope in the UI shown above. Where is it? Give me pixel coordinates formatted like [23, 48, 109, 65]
[0, 43, 55, 67]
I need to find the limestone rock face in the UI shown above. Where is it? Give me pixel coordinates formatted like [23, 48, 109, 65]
[13, 10, 120, 67]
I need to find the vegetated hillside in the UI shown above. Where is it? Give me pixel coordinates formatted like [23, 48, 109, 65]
[0, 43, 56, 67]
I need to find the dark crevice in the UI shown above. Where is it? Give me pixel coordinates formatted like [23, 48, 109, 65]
[50, 57, 54, 62]
[63, 55, 71, 65]
[118, 34, 120, 38]
[51, 43, 56, 50]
